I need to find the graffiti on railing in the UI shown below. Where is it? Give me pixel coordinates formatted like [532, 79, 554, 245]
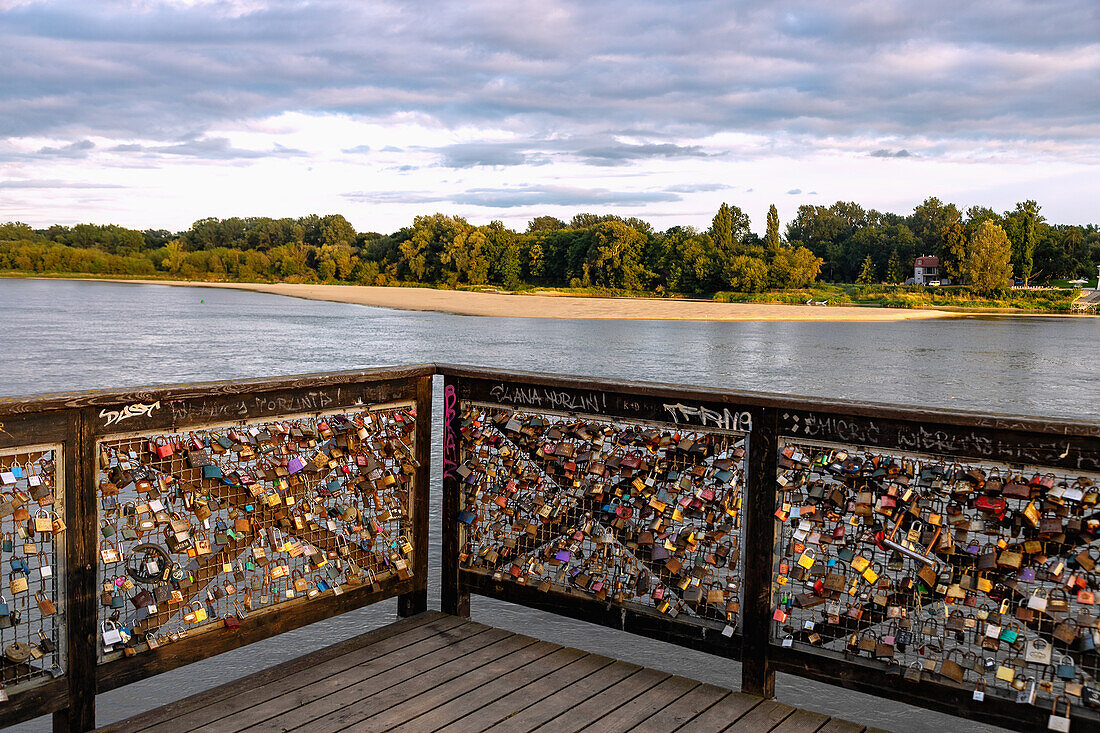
[771, 440, 1100, 716]
[95, 405, 417, 661]
[456, 405, 746, 631]
[0, 446, 64, 692]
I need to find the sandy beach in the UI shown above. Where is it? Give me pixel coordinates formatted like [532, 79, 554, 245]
[73, 278, 965, 321]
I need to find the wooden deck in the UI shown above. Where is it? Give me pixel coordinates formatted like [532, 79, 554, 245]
[98, 611, 881, 733]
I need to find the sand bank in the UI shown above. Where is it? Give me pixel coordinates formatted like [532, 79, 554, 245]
[80, 279, 964, 321]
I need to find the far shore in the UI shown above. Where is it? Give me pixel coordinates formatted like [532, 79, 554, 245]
[29, 276, 976, 322]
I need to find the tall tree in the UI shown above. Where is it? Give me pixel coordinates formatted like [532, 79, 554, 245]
[940, 222, 967, 283]
[765, 204, 781, 252]
[886, 250, 905, 284]
[908, 197, 961, 255]
[857, 255, 876, 284]
[1003, 201, 1042, 284]
[965, 221, 1013, 294]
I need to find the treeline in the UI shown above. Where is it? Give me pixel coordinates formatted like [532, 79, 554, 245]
[1, 199, 1097, 294]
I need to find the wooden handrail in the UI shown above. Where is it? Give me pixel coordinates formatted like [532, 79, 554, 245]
[0, 364, 1097, 732]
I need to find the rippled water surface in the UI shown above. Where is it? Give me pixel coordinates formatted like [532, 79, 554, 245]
[1, 278, 1097, 732]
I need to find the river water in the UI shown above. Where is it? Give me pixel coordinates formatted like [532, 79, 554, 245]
[1, 278, 1097, 732]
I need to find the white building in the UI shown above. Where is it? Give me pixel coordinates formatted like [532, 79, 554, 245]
[913, 255, 939, 285]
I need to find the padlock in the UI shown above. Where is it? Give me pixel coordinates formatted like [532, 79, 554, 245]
[33, 509, 52, 534]
[102, 620, 122, 649]
[1048, 696, 1071, 732]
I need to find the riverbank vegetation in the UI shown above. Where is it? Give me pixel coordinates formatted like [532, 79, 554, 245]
[1, 198, 1096, 311]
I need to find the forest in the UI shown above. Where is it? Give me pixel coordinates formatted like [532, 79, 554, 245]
[1, 198, 1097, 297]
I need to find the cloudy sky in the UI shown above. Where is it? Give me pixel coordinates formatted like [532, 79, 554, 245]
[1, 0, 1098, 234]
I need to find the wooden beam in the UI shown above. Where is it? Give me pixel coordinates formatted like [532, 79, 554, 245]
[741, 406, 777, 698]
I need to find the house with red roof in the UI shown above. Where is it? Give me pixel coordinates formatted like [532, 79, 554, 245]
[913, 255, 940, 285]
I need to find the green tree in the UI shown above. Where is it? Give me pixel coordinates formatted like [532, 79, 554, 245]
[1002, 201, 1042, 283]
[399, 214, 470, 281]
[856, 255, 876, 284]
[940, 222, 967, 283]
[580, 221, 649, 289]
[726, 256, 768, 292]
[161, 240, 186, 274]
[886, 250, 905, 284]
[527, 242, 545, 280]
[768, 246, 822, 288]
[440, 227, 490, 285]
[708, 203, 751, 256]
[765, 204, 780, 252]
[320, 215, 356, 248]
[527, 216, 566, 232]
[965, 221, 1013, 294]
[907, 197, 961, 255]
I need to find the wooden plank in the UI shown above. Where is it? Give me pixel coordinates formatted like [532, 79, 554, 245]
[388, 646, 587, 733]
[281, 633, 539, 733]
[483, 659, 642, 733]
[576, 675, 699, 733]
[104, 613, 457, 733]
[343, 640, 563, 732]
[771, 708, 831, 733]
[435, 364, 1100, 441]
[684, 691, 764, 730]
[724, 699, 796, 732]
[441, 375, 470, 617]
[66, 408, 96, 733]
[816, 719, 866, 733]
[434, 652, 616, 733]
[629, 685, 730, 733]
[534, 667, 670, 733]
[0, 364, 436, 419]
[235, 627, 521, 733]
[399, 374, 432, 617]
[174, 621, 495, 733]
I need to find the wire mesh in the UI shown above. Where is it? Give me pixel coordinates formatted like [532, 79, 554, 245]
[771, 439, 1100, 714]
[95, 404, 417, 663]
[456, 404, 746, 632]
[0, 446, 65, 693]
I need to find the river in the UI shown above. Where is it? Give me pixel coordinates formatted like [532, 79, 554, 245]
[1, 278, 1097, 732]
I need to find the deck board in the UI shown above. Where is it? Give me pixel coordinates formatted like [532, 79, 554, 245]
[96, 612, 874, 733]
[434, 652, 615, 733]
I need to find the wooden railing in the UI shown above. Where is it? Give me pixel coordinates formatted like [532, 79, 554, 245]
[439, 365, 1100, 733]
[1, 363, 1098, 732]
[0, 365, 433, 731]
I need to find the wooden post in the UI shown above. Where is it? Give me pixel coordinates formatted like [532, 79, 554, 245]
[55, 409, 96, 732]
[440, 376, 470, 618]
[741, 406, 778, 698]
[399, 375, 432, 618]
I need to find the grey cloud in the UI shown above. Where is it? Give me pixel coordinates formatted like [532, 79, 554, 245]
[342, 144, 372, 154]
[787, 188, 802, 194]
[381, 146, 403, 152]
[37, 139, 94, 158]
[343, 184, 682, 208]
[869, 149, 914, 158]
[435, 142, 531, 168]
[108, 137, 305, 160]
[0, 0, 1097, 162]
[577, 142, 711, 166]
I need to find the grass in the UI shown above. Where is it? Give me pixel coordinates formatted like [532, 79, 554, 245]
[2, 271, 1089, 313]
[714, 284, 1084, 313]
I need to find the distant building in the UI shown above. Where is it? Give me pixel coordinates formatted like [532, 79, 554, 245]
[913, 255, 939, 285]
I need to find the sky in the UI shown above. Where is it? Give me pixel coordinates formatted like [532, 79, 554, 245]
[1, 0, 1098, 235]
